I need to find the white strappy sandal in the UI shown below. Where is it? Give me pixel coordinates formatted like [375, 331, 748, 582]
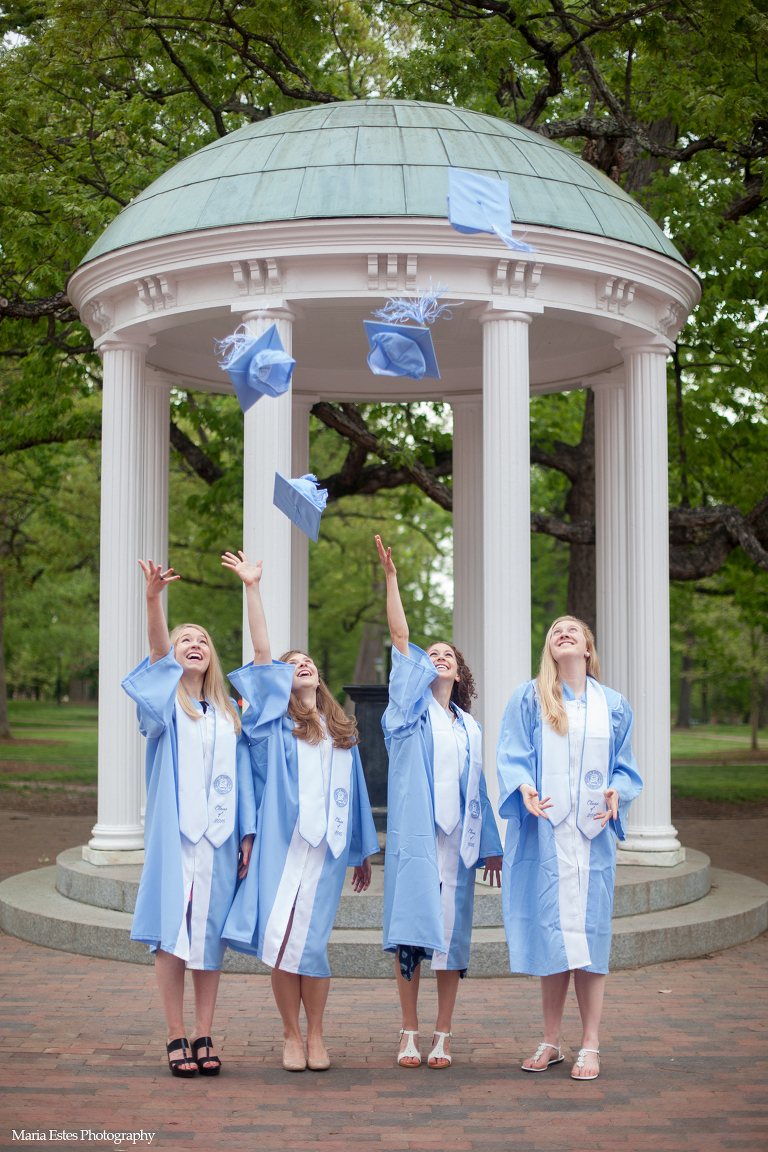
[397, 1029, 421, 1067]
[521, 1041, 564, 1072]
[571, 1048, 600, 1080]
[428, 1031, 452, 1069]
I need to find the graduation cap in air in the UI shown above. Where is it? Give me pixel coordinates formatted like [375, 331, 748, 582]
[363, 320, 440, 381]
[273, 473, 328, 543]
[215, 323, 296, 414]
[362, 282, 454, 380]
[447, 167, 534, 253]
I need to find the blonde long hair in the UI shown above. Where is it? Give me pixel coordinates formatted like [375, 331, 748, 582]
[536, 616, 601, 736]
[280, 650, 358, 749]
[170, 622, 241, 734]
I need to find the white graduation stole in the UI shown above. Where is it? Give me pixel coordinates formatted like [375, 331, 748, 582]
[540, 677, 611, 841]
[326, 746, 353, 859]
[429, 695, 462, 835]
[456, 708, 484, 868]
[204, 708, 238, 848]
[296, 737, 327, 848]
[175, 703, 238, 847]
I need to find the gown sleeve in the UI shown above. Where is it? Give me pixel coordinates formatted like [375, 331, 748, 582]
[382, 643, 437, 735]
[235, 707, 258, 840]
[496, 681, 538, 823]
[228, 660, 295, 738]
[121, 650, 182, 739]
[477, 767, 503, 863]
[347, 745, 381, 867]
[608, 694, 643, 841]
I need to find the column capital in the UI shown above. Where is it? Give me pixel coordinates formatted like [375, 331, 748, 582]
[450, 393, 482, 409]
[615, 332, 673, 356]
[243, 304, 296, 324]
[98, 336, 155, 356]
[477, 304, 536, 325]
[292, 392, 319, 410]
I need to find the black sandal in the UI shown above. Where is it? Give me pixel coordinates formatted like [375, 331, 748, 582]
[192, 1036, 222, 1076]
[166, 1037, 197, 1078]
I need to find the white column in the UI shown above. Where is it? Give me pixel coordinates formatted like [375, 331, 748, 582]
[480, 309, 533, 828]
[84, 340, 149, 864]
[594, 381, 629, 699]
[451, 397, 484, 724]
[143, 380, 171, 605]
[619, 339, 683, 865]
[242, 308, 294, 663]
[291, 396, 314, 653]
[139, 379, 171, 826]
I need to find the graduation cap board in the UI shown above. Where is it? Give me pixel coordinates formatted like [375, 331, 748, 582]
[273, 473, 328, 543]
[216, 323, 296, 414]
[447, 167, 534, 253]
[363, 320, 441, 381]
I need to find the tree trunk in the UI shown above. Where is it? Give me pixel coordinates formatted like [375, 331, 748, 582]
[0, 574, 11, 738]
[750, 631, 760, 751]
[351, 620, 385, 684]
[750, 668, 760, 752]
[565, 390, 596, 635]
[677, 647, 693, 728]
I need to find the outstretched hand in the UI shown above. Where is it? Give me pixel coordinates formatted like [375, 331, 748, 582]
[351, 857, 372, 893]
[221, 550, 262, 587]
[375, 535, 397, 578]
[519, 783, 553, 819]
[138, 559, 180, 597]
[594, 788, 619, 828]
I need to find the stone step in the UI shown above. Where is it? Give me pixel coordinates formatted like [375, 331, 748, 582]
[53, 846, 712, 928]
[2, 860, 765, 977]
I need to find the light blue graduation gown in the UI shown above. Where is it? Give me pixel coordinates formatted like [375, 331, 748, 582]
[496, 679, 643, 976]
[382, 644, 503, 970]
[122, 651, 257, 970]
[222, 661, 380, 978]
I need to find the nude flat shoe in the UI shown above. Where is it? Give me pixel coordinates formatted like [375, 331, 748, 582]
[307, 1044, 330, 1071]
[282, 1040, 307, 1072]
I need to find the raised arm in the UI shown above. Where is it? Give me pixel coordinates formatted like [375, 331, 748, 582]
[221, 551, 271, 664]
[375, 535, 409, 656]
[138, 560, 179, 664]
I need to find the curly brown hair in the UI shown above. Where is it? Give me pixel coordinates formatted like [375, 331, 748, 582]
[425, 640, 477, 714]
[279, 651, 358, 749]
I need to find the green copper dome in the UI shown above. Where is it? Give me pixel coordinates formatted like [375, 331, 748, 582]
[82, 99, 683, 264]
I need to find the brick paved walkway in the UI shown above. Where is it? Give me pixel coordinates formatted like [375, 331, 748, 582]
[1, 930, 766, 1152]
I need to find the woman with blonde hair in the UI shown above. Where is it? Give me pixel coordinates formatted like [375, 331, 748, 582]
[496, 616, 642, 1081]
[221, 551, 379, 1072]
[122, 560, 258, 1078]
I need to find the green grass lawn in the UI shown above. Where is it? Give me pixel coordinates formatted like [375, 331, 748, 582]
[670, 724, 768, 761]
[0, 706, 765, 804]
[0, 700, 97, 786]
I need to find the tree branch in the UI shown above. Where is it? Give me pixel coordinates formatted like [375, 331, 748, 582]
[169, 421, 224, 484]
[311, 401, 454, 510]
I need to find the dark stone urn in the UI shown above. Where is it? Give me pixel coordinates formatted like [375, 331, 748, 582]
[344, 683, 389, 831]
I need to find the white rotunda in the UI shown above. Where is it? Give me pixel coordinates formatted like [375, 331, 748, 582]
[67, 98, 701, 869]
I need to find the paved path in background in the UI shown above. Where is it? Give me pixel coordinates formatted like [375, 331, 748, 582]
[1, 931, 767, 1151]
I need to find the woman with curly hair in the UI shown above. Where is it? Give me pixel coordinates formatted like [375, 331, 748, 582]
[375, 535, 502, 1071]
[221, 551, 379, 1073]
